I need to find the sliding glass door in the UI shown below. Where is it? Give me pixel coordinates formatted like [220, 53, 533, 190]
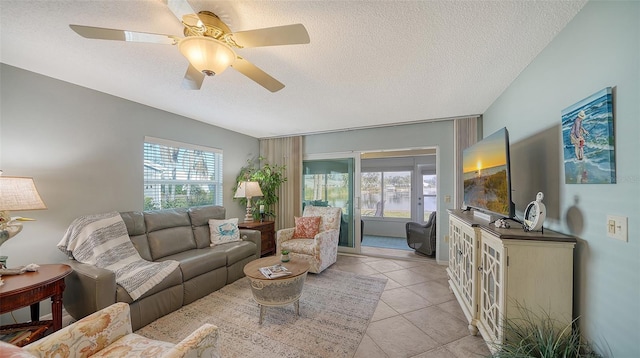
[303, 154, 359, 252]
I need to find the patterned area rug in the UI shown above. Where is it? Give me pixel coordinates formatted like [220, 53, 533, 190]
[136, 268, 387, 358]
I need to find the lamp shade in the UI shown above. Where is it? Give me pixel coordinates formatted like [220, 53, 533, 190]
[178, 37, 236, 76]
[0, 176, 47, 211]
[234, 181, 263, 199]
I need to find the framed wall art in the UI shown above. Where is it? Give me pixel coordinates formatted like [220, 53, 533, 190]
[561, 87, 615, 184]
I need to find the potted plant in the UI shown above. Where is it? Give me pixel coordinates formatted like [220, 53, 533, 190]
[233, 157, 287, 221]
[280, 249, 290, 262]
[491, 304, 603, 358]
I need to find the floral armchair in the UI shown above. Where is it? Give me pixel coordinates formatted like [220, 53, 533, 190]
[276, 206, 342, 273]
[0, 302, 220, 358]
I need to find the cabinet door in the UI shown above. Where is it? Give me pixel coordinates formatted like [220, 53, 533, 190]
[458, 224, 476, 314]
[448, 218, 462, 287]
[479, 233, 505, 344]
[448, 216, 477, 322]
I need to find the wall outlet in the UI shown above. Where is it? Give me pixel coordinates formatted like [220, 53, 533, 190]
[606, 215, 628, 242]
[444, 235, 450, 243]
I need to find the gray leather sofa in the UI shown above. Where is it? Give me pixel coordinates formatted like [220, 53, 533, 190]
[62, 205, 261, 330]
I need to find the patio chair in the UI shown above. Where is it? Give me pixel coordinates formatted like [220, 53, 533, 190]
[406, 211, 437, 256]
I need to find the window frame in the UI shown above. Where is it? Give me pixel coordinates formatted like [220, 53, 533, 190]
[360, 170, 412, 220]
[143, 136, 223, 210]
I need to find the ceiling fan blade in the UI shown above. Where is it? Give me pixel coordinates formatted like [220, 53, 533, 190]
[69, 25, 179, 45]
[231, 57, 285, 92]
[161, 0, 197, 23]
[181, 14, 202, 28]
[230, 24, 310, 48]
[182, 64, 205, 90]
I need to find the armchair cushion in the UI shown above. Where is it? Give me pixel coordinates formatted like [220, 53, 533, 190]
[282, 238, 316, 255]
[91, 334, 174, 357]
[293, 216, 321, 239]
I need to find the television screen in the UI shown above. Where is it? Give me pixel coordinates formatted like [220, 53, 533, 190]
[462, 127, 514, 218]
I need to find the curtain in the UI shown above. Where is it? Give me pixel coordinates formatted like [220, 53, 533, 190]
[259, 136, 302, 231]
[453, 116, 480, 210]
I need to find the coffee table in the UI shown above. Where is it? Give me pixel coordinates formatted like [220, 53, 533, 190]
[243, 256, 310, 324]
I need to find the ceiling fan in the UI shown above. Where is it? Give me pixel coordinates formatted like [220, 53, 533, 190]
[69, 0, 310, 92]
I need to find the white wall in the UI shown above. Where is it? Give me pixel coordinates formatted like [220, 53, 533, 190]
[483, 2, 639, 356]
[0, 64, 259, 322]
[304, 120, 455, 262]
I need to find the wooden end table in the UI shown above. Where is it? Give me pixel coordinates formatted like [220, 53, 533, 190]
[243, 256, 310, 324]
[0, 264, 72, 346]
[238, 221, 275, 257]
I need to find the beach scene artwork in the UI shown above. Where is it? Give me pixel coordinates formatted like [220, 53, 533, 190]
[561, 87, 616, 184]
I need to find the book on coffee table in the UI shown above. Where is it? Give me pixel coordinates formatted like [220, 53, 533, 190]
[259, 264, 292, 279]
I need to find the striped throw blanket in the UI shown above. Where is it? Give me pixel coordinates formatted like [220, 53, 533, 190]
[58, 211, 179, 301]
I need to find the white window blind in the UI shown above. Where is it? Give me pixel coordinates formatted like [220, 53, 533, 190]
[143, 136, 223, 210]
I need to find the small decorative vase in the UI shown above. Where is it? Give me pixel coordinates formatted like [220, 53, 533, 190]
[281, 253, 290, 262]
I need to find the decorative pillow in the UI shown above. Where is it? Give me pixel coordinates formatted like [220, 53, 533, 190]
[293, 216, 321, 239]
[209, 218, 241, 246]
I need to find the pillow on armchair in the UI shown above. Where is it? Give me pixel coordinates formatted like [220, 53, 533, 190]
[293, 216, 321, 239]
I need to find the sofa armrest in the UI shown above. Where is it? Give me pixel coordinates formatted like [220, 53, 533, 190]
[24, 302, 132, 357]
[240, 229, 261, 258]
[163, 323, 221, 358]
[63, 260, 117, 321]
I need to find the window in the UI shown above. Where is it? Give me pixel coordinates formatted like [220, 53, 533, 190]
[422, 174, 437, 221]
[361, 171, 411, 218]
[143, 136, 223, 210]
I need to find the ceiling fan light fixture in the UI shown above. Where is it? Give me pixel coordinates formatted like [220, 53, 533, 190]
[178, 37, 236, 76]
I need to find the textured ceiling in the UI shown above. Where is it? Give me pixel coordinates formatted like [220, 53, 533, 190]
[0, 0, 586, 138]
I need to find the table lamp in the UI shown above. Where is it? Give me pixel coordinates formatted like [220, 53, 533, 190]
[0, 175, 47, 267]
[234, 181, 263, 222]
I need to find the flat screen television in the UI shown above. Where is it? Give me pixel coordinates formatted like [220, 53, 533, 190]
[462, 127, 515, 220]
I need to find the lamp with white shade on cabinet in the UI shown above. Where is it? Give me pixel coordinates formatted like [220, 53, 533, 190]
[234, 181, 263, 223]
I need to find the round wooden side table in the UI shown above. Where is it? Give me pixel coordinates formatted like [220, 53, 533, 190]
[0, 264, 72, 346]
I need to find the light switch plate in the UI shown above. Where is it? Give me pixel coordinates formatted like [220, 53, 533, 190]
[606, 215, 628, 242]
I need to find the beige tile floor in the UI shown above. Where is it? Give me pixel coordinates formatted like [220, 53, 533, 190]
[334, 252, 491, 358]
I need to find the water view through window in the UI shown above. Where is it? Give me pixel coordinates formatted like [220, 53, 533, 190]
[361, 171, 411, 218]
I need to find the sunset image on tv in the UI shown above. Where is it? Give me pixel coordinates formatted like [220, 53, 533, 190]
[463, 128, 510, 216]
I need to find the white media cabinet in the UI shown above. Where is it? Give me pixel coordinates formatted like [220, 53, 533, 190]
[447, 209, 576, 352]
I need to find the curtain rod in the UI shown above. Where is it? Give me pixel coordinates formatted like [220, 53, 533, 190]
[258, 114, 481, 140]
